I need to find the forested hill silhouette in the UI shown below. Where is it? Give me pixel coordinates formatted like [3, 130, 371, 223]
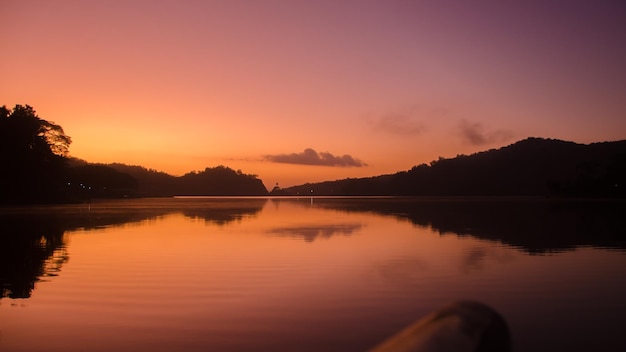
[104, 164, 268, 196]
[3, 104, 624, 202]
[67, 162, 268, 198]
[284, 138, 626, 197]
[0, 104, 267, 204]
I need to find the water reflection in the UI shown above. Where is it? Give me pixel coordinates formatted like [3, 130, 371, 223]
[1, 197, 625, 352]
[267, 223, 364, 242]
[1, 198, 624, 301]
[459, 245, 515, 274]
[181, 197, 267, 225]
[0, 198, 266, 299]
[303, 198, 626, 253]
[0, 215, 68, 298]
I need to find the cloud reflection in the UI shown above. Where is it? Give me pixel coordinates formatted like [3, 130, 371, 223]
[303, 198, 626, 254]
[267, 223, 364, 242]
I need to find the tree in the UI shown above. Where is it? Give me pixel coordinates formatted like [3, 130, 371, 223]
[0, 104, 72, 203]
[0, 104, 71, 158]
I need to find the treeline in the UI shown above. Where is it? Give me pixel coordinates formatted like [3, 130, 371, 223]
[4, 103, 625, 202]
[1, 105, 71, 203]
[0, 104, 267, 204]
[285, 137, 626, 198]
[103, 163, 268, 197]
[65, 162, 268, 199]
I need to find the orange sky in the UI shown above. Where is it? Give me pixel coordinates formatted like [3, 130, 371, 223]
[2, 0, 625, 188]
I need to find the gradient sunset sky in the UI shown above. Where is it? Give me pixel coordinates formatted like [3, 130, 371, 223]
[2, 0, 625, 188]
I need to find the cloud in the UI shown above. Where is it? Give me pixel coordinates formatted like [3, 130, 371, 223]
[364, 104, 448, 136]
[457, 119, 514, 146]
[265, 148, 367, 167]
[373, 112, 426, 136]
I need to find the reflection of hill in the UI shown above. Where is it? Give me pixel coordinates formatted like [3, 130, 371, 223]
[0, 198, 266, 299]
[307, 198, 626, 253]
[0, 206, 171, 299]
[267, 223, 364, 242]
[180, 198, 267, 225]
[1, 215, 68, 298]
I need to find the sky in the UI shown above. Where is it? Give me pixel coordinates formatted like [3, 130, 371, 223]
[2, 0, 625, 188]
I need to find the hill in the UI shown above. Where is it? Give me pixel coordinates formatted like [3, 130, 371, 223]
[104, 164, 268, 196]
[64, 161, 268, 198]
[284, 137, 626, 197]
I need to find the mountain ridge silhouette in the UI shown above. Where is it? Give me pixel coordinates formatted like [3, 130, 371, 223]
[281, 137, 626, 197]
[65, 137, 626, 198]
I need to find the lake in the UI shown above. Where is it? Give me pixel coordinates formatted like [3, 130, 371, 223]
[1, 197, 625, 351]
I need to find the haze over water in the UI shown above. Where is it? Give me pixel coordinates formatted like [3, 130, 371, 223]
[1, 197, 625, 351]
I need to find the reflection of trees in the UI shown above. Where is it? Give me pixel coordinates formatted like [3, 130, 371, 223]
[0, 209, 167, 299]
[0, 210, 171, 299]
[305, 198, 626, 253]
[180, 198, 267, 225]
[0, 215, 68, 298]
[0, 199, 267, 298]
[267, 223, 364, 242]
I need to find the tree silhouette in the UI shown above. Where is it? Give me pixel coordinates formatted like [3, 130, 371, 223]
[176, 166, 268, 195]
[0, 214, 68, 298]
[0, 104, 71, 203]
[285, 138, 626, 198]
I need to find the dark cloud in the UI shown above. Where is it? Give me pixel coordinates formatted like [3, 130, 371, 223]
[457, 119, 514, 146]
[265, 148, 367, 167]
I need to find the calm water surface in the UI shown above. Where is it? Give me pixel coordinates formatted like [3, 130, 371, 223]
[1, 197, 625, 351]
